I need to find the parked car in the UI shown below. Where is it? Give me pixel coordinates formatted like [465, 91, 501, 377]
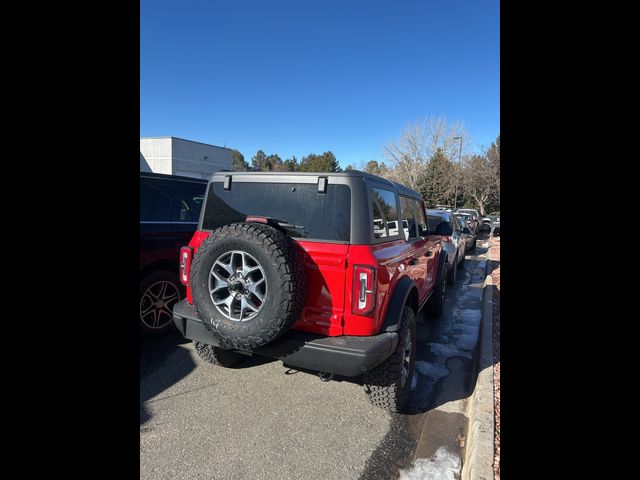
[456, 208, 481, 222]
[426, 209, 469, 285]
[455, 211, 479, 236]
[453, 213, 477, 250]
[456, 212, 479, 237]
[140, 172, 208, 337]
[434, 204, 454, 212]
[172, 171, 450, 413]
[490, 215, 500, 236]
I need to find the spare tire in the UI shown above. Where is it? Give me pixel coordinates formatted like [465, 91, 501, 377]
[190, 222, 306, 350]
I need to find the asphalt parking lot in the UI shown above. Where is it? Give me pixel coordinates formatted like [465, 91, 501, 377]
[140, 234, 491, 480]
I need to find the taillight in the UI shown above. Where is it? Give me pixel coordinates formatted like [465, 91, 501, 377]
[352, 265, 376, 315]
[179, 246, 193, 286]
[442, 236, 452, 243]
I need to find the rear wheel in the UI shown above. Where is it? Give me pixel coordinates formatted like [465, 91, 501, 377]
[446, 257, 457, 284]
[194, 342, 245, 367]
[425, 275, 446, 317]
[363, 306, 416, 413]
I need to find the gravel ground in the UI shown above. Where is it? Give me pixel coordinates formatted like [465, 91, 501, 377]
[488, 235, 500, 480]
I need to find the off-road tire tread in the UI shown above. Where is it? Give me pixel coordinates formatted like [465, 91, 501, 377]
[194, 341, 244, 367]
[363, 307, 416, 413]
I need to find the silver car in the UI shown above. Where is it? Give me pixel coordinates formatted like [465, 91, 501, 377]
[426, 209, 469, 285]
[455, 213, 479, 245]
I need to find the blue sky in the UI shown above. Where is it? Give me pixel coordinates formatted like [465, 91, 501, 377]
[141, 0, 499, 168]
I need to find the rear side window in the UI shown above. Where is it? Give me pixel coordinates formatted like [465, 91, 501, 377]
[400, 196, 418, 240]
[202, 182, 351, 242]
[171, 182, 206, 223]
[140, 181, 157, 221]
[414, 199, 429, 236]
[140, 178, 172, 222]
[371, 188, 400, 239]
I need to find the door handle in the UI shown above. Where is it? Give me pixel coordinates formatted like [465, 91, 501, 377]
[424, 250, 432, 257]
[408, 258, 418, 265]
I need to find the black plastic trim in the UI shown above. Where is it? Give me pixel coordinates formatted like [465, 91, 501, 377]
[381, 276, 419, 333]
[173, 299, 398, 377]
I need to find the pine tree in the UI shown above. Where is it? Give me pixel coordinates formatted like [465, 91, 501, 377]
[417, 149, 455, 207]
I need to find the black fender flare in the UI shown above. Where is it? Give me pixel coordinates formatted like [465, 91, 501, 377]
[434, 250, 448, 286]
[381, 276, 419, 333]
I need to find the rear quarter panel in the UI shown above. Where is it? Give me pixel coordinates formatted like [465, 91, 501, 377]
[343, 241, 413, 336]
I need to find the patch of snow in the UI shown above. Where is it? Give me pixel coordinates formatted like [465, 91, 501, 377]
[459, 309, 481, 325]
[456, 332, 479, 350]
[398, 447, 461, 480]
[429, 342, 472, 359]
[415, 361, 449, 379]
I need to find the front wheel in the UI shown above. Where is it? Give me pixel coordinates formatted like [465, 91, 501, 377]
[363, 306, 417, 413]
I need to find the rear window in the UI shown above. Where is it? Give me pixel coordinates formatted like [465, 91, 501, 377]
[201, 182, 351, 242]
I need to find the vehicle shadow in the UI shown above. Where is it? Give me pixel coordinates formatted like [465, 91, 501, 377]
[140, 330, 196, 425]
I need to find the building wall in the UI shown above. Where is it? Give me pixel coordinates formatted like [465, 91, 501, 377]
[139, 137, 233, 179]
[140, 151, 152, 172]
[171, 138, 232, 179]
[140, 138, 173, 175]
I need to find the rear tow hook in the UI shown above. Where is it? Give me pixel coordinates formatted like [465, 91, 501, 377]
[318, 372, 334, 382]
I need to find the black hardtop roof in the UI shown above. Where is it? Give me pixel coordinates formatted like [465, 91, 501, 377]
[140, 171, 208, 183]
[209, 170, 423, 200]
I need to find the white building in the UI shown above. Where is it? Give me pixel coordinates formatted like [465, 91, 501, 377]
[140, 136, 233, 179]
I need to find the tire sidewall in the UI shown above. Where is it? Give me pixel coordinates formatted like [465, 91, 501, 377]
[447, 256, 457, 284]
[399, 308, 417, 405]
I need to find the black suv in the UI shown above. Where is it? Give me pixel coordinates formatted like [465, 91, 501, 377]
[140, 172, 208, 337]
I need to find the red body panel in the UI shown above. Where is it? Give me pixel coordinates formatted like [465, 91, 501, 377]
[291, 241, 349, 336]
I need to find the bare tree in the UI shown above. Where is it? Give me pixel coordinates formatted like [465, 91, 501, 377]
[461, 136, 500, 216]
[382, 115, 470, 190]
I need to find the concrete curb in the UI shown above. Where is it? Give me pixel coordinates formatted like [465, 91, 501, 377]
[461, 261, 495, 480]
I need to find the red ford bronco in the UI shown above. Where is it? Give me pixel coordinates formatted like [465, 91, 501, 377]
[173, 171, 447, 412]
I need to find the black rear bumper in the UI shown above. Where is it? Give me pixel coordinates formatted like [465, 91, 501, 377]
[173, 299, 398, 377]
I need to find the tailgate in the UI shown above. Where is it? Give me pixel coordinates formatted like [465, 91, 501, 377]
[292, 241, 349, 336]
